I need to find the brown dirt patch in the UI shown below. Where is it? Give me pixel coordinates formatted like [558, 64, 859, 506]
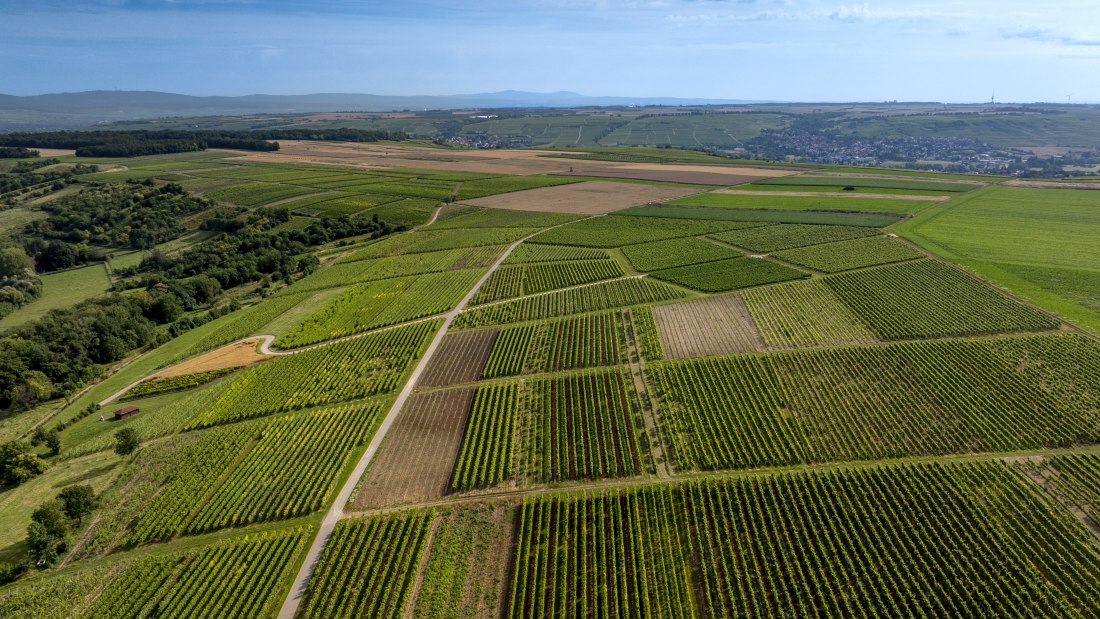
[460, 180, 700, 214]
[151, 338, 272, 379]
[653, 294, 765, 359]
[33, 148, 77, 157]
[217, 141, 795, 182]
[420, 329, 499, 388]
[350, 388, 475, 511]
[714, 189, 949, 201]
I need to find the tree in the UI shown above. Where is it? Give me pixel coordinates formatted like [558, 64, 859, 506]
[44, 429, 60, 456]
[58, 485, 97, 523]
[0, 441, 48, 486]
[26, 521, 64, 565]
[114, 428, 141, 456]
[31, 500, 70, 538]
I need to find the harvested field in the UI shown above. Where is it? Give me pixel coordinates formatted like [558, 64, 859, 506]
[350, 388, 475, 511]
[419, 329, 499, 388]
[653, 295, 765, 359]
[459, 181, 699, 215]
[151, 338, 272, 379]
[222, 141, 791, 184]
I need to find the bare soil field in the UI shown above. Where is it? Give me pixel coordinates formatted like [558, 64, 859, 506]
[714, 189, 949, 201]
[349, 388, 475, 511]
[33, 148, 78, 157]
[653, 294, 765, 359]
[218, 141, 793, 182]
[419, 329, 499, 388]
[559, 162, 790, 186]
[460, 180, 700, 214]
[151, 338, 272, 378]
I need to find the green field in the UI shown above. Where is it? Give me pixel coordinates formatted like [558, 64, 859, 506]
[0, 263, 112, 329]
[667, 191, 935, 215]
[897, 185, 1100, 334]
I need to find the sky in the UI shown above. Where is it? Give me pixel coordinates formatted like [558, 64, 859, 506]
[1, 0, 1098, 102]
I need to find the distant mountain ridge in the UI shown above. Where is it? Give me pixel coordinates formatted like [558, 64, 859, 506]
[0, 90, 769, 131]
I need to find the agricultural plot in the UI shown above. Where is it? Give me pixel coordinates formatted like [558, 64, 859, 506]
[298, 195, 395, 217]
[682, 463, 1100, 618]
[622, 204, 903, 227]
[479, 311, 629, 377]
[343, 227, 537, 259]
[471, 259, 624, 304]
[774, 235, 924, 272]
[531, 214, 764, 247]
[667, 192, 930, 215]
[455, 175, 581, 200]
[420, 329, 499, 388]
[413, 505, 513, 619]
[755, 174, 978, 192]
[1014, 454, 1100, 526]
[452, 384, 520, 490]
[649, 333, 1100, 471]
[351, 388, 475, 510]
[277, 269, 481, 348]
[622, 235, 742, 271]
[461, 180, 699, 215]
[454, 277, 687, 328]
[81, 529, 308, 619]
[519, 368, 652, 484]
[631, 306, 664, 361]
[504, 243, 609, 264]
[651, 256, 806, 292]
[825, 259, 1059, 339]
[742, 279, 878, 349]
[508, 488, 696, 619]
[129, 403, 380, 540]
[176, 293, 306, 359]
[482, 325, 537, 378]
[301, 510, 434, 619]
[652, 295, 764, 359]
[432, 206, 580, 229]
[205, 181, 316, 207]
[365, 198, 439, 227]
[188, 320, 437, 427]
[710, 223, 879, 253]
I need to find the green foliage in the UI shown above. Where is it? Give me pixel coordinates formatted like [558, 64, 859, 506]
[57, 485, 97, 523]
[622, 236, 741, 271]
[649, 333, 1100, 471]
[471, 259, 624, 304]
[531, 215, 760, 248]
[824, 259, 1059, 339]
[432, 207, 579, 229]
[454, 175, 580, 200]
[668, 191, 931, 214]
[113, 428, 141, 456]
[451, 384, 518, 490]
[756, 175, 977, 192]
[503, 243, 608, 264]
[302, 510, 434, 619]
[773, 235, 924, 272]
[710, 223, 879, 252]
[631, 306, 663, 361]
[0, 441, 48, 485]
[482, 325, 536, 378]
[454, 278, 687, 328]
[121, 368, 235, 400]
[651, 257, 806, 292]
[621, 204, 904, 227]
[742, 278, 877, 349]
[188, 320, 437, 427]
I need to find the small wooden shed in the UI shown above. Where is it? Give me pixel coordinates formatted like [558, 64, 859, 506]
[114, 406, 140, 420]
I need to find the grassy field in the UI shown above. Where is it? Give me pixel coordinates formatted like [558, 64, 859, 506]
[666, 192, 937, 215]
[897, 185, 1100, 334]
[0, 263, 112, 329]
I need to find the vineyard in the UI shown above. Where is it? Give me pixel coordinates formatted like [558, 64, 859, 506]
[470, 259, 624, 304]
[129, 403, 380, 541]
[519, 368, 652, 483]
[649, 333, 1100, 470]
[479, 311, 629, 377]
[277, 269, 482, 347]
[531, 215, 764, 247]
[120, 367, 235, 400]
[621, 235, 742, 271]
[453, 278, 687, 328]
[710, 223, 879, 252]
[301, 510, 434, 619]
[188, 320, 437, 427]
[773, 235, 924, 273]
[504, 243, 609, 264]
[452, 384, 519, 490]
[289, 246, 502, 293]
[651, 256, 806, 292]
[342, 227, 537, 260]
[1014, 454, 1100, 525]
[824, 259, 1060, 339]
[652, 294, 765, 358]
[742, 278, 878, 349]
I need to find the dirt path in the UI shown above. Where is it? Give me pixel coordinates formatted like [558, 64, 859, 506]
[712, 189, 949, 201]
[276, 216, 589, 619]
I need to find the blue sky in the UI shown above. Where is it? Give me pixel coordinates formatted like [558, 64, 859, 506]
[2, 0, 1098, 102]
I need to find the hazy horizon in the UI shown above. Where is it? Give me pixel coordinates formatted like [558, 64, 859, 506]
[2, 1, 1098, 103]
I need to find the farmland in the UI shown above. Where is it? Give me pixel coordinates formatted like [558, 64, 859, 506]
[3, 146, 1099, 619]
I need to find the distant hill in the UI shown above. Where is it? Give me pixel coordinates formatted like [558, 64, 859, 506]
[0, 90, 769, 131]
